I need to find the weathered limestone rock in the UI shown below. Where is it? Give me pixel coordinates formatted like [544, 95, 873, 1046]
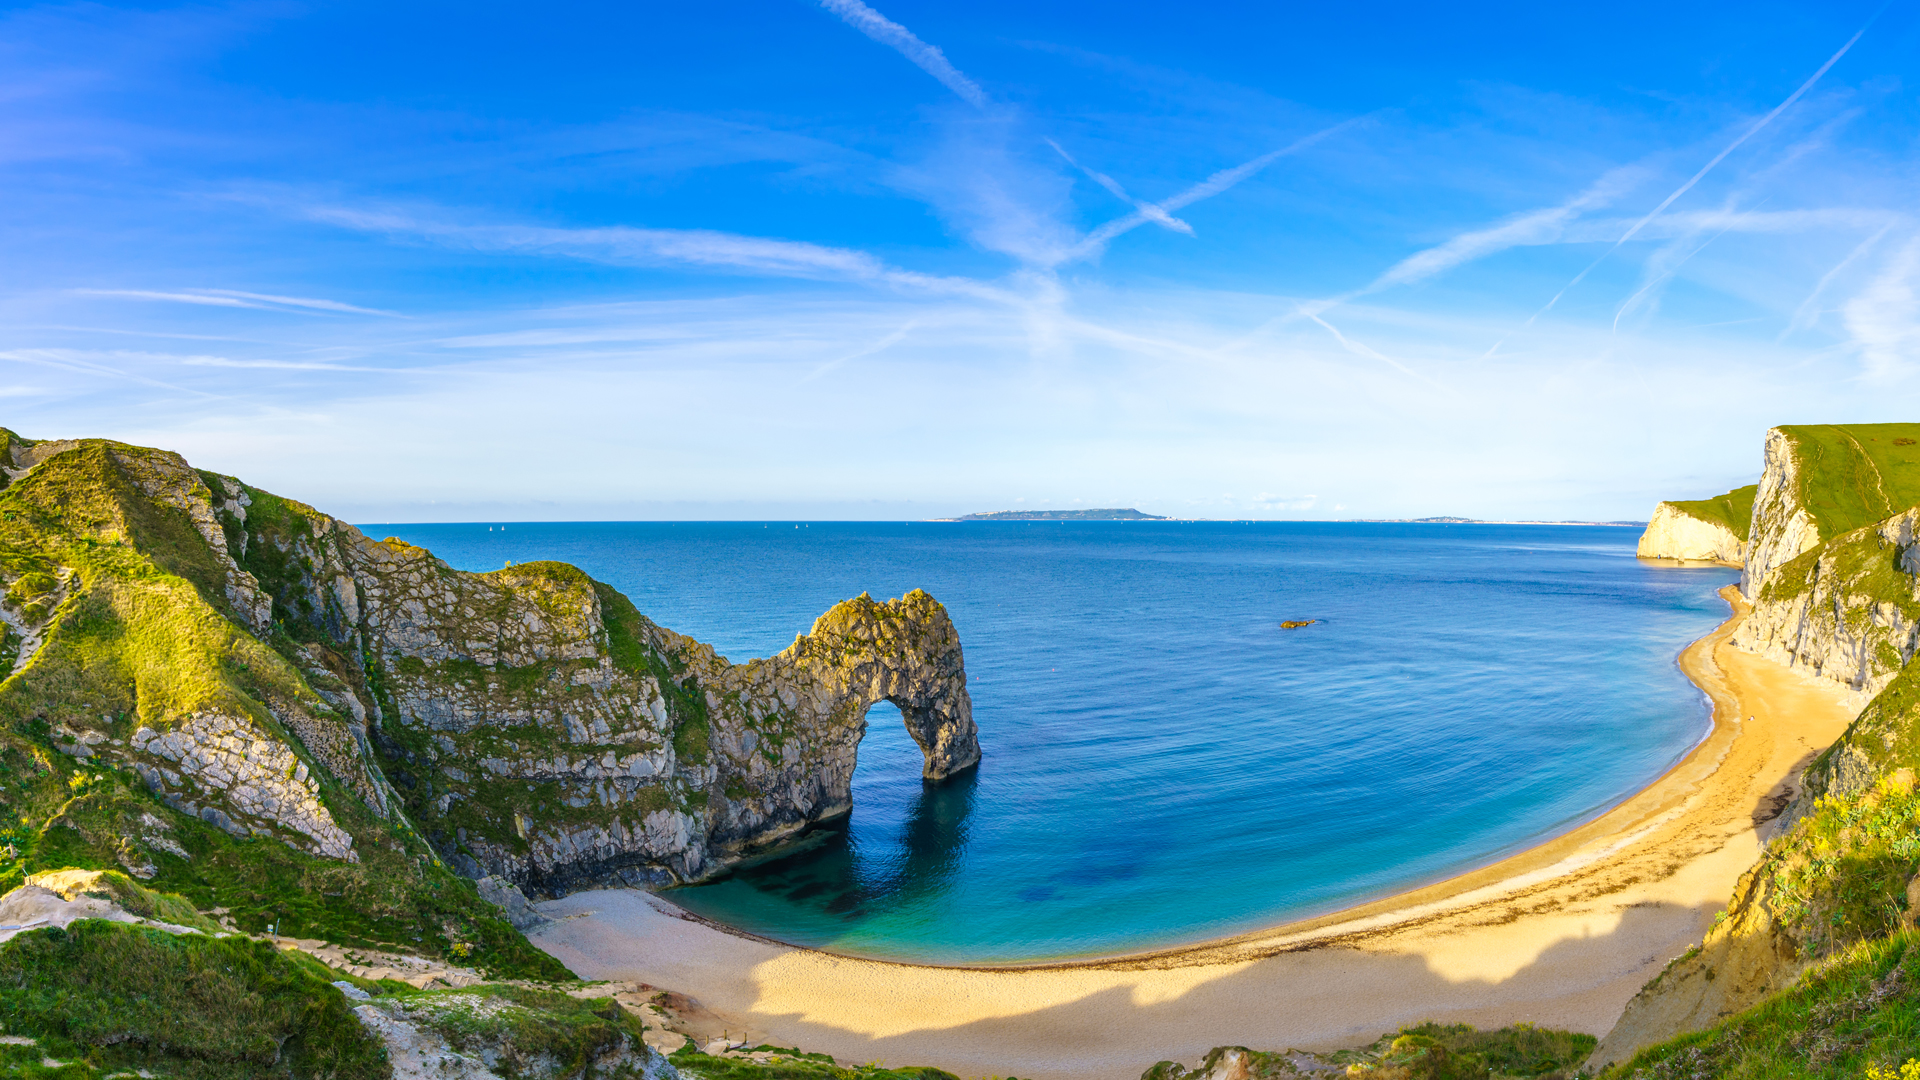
[131, 711, 357, 861]
[1731, 507, 1920, 708]
[0, 429, 980, 903]
[1636, 502, 1745, 563]
[1743, 427, 1826, 598]
[205, 480, 978, 893]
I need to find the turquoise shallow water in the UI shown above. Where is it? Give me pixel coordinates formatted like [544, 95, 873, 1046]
[369, 521, 1738, 964]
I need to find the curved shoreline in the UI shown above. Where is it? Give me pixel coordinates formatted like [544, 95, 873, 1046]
[531, 585, 1858, 1079]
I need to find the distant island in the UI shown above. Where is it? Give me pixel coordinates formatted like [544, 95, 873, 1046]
[941, 507, 1170, 521]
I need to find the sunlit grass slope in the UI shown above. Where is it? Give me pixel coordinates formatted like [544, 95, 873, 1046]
[0, 430, 563, 977]
[1666, 484, 1757, 541]
[1780, 424, 1920, 536]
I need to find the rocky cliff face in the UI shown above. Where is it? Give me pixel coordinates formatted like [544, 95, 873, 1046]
[1742, 428, 1827, 599]
[1636, 502, 1746, 563]
[1592, 424, 1920, 1070]
[1731, 507, 1920, 709]
[0, 430, 978, 904]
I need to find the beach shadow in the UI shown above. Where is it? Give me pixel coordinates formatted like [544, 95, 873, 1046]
[735, 895, 1726, 1080]
[729, 770, 1825, 1079]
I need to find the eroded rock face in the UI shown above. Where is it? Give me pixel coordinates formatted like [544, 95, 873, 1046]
[0, 431, 978, 897]
[131, 712, 357, 861]
[210, 489, 979, 894]
[1636, 502, 1744, 563]
[1585, 857, 1803, 1073]
[1743, 427, 1828, 599]
[1732, 507, 1920, 708]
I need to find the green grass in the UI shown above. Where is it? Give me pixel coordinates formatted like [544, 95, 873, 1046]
[1330, 1023, 1594, 1080]
[1779, 424, 1920, 537]
[1758, 771, 1920, 957]
[1601, 930, 1920, 1079]
[1666, 484, 1757, 541]
[386, 984, 656, 1077]
[30, 867, 221, 932]
[0, 920, 390, 1080]
[668, 1044, 964, 1080]
[0, 436, 569, 978]
[1138, 1025, 1594, 1080]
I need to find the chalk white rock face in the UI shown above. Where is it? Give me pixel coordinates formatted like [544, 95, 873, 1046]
[131, 713, 358, 861]
[1743, 427, 1825, 599]
[1732, 506, 1920, 707]
[1636, 503, 1744, 563]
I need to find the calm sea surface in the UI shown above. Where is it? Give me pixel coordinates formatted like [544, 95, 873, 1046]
[366, 521, 1738, 964]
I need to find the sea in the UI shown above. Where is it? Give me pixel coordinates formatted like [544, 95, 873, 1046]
[366, 520, 1739, 965]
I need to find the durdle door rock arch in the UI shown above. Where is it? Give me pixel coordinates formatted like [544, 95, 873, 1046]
[0, 429, 978, 902]
[223, 496, 984, 897]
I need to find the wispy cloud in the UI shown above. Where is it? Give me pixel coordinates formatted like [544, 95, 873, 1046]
[1365, 168, 1643, 293]
[0, 348, 214, 396]
[1843, 234, 1920, 381]
[1610, 207, 1744, 331]
[72, 288, 400, 317]
[1786, 223, 1894, 337]
[817, 0, 988, 109]
[299, 203, 1018, 302]
[804, 320, 916, 380]
[180, 356, 394, 372]
[1524, 13, 1880, 322]
[196, 290, 402, 317]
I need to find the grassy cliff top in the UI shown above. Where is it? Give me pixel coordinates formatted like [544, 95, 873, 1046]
[1781, 423, 1920, 537]
[1664, 484, 1757, 541]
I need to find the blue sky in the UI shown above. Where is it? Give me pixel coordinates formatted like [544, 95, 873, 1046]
[2, 1, 1916, 521]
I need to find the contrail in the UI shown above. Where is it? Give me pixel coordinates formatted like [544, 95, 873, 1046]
[1068, 117, 1365, 262]
[1044, 139, 1193, 235]
[1610, 208, 1747, 331]
[1524, 8, 1885, 324]
[818, 0, 988, 108]
[1783, 222, 1894, 337]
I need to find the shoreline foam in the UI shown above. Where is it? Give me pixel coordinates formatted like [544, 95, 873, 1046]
[530, 585, 1856, 1080]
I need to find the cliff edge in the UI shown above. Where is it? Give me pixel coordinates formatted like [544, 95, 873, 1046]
[1636, 484, 1754, 564]
[0, 428, 978, 967]
[1590, 424, 1920, 1072]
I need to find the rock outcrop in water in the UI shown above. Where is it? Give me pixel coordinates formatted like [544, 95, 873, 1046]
[0, 429, 977, 905]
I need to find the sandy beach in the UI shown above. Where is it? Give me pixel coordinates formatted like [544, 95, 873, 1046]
[531, 584, 1856, 1080]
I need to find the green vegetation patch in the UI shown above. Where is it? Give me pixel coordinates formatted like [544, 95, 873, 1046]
[1779, 424, 1920, 538]
[669, 1044, 964, 1080]
[1140, 1025, 1593, 1080]
[387, 984, 650, 1077]
[20, 768, 564, 979]
[1764, 773, 1920, 954]
[1666, 484, 1757, 541]
[0, 919, 389, 1080]
[1602, 930, 1920, 1079]
[1329, 1022, 1594, 1080]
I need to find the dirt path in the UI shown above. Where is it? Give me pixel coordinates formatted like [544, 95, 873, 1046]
[531, 586, 1855, 1080]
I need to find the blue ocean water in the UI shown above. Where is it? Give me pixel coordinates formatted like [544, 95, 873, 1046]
[365, 521, 1738, 964]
